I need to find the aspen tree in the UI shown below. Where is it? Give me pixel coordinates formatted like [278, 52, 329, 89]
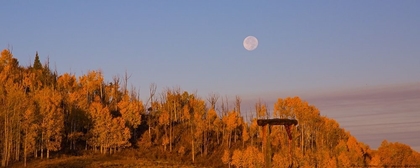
[0, 49, 23, 166]
[118, 90, 143, 138]
[36, 87, 64, 159]
[22, 101, 38, 167]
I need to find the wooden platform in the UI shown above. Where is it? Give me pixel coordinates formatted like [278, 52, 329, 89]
[257, 118, 298, 126]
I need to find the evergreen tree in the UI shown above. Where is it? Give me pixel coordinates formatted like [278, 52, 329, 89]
[33, 52, 42, 70]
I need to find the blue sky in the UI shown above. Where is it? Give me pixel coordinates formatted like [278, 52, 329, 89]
[2, 1, 420, 151]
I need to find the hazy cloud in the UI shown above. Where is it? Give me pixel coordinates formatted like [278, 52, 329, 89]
[307, 83, 420, 152]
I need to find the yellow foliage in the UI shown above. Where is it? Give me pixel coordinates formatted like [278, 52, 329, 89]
[224, 110, 239, 132]
[242, 146, 264, 168]
[159, 111, 170, 125]
[231, 149, 243, 167]
[221, 149, 231, 165]
[376, 140, 418, 167]
[36, 87, 64, 152]
[182, 105, 191, 121]
[272, 152, 290, 168]
[118, 93, 143, 128]
[0, 49, 14, 69]
[327, 157, 337, 168]
[338, 152, 351, 167]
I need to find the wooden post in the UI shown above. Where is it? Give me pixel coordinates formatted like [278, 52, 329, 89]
[285, 124, 293, 167]
[267, 125, 271, 168]
[262, 125, 267, 167]
[262, 125, 271, 168]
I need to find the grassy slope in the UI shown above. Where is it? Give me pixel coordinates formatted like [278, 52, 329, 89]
[9, 151, 203, 168]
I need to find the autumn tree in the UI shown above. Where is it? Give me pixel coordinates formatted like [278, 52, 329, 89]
[21, 99, 38, 167]
[76, 70, 105, 148]
[374, 140, 420, 167]
[109, 117, 131, 153]
[273, 97, 320, 156]
[1, 81, 26, 166]
[57, 73, 86, 150]
[0, 49, 25, 166]
[35, 87, 64, 159]
[188, 94, 206, 162]
[86, 96, 131, 154]
[201, 107, 217, 156]
[222, 110, 240, 148]
[255, 100, 268, 119]
[117, 88, 143, 140]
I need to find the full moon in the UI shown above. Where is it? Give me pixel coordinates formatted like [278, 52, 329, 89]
[243, 36, 258, 51]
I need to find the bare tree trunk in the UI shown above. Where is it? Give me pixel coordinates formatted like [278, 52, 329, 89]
[170, 101, 174, 152]
[217, 130, 220, 145]
[24, 129, 27, 167]
[147, 83, 156, 142]
[41, 132, 44, 159]
[2, 115, 9, 167]
[16, 126, 21, 161]
[234, 129, 237, 143]
[6, 134, 11, 166]
[164, 125, 167, 152]
[46, 137, 50, 159]
[206, 93, 219, 111]
[242, 131, 245, 149]
[301, 124, 304, 155]
[250, 133, 253, 147]
[235, 96, 241, 115]
[228, 131, 231, 148]
[69, 121, 73, 150]
[122, 71, 131, 94]
[34, 146, 37, 158]
[190, 120, 195, 163]
[204, 122, 208, 156]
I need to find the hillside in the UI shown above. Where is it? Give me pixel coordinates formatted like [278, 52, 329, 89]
[1, 48, 420, 167]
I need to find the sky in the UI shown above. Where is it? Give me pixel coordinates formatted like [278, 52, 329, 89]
[1, 1, 420, 151]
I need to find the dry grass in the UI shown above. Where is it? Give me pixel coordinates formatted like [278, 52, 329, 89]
[9, 151, 203, 168]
